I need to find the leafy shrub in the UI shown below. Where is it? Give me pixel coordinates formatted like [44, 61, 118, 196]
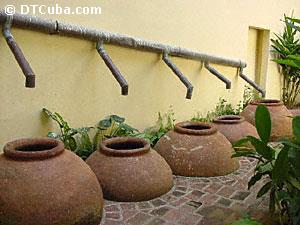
[134, 107, 175, 147]
[97, 115, 138, 138]
[192, 86, 256, 122]
[191, 97, 237, 122]
[236, 85, 259, 113]
[43, 108, 139, 159]
[42, 108, 94, 157]
[233, 105, 300, 225]
[271, 14, 300, 108]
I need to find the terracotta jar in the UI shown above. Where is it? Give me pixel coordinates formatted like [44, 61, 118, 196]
[154, 121, 239, 177]
[212, 115, 259, 144]
[241, 99, 293, 141]
[86, 137, 173, 202]
[0, 138, 103, 225]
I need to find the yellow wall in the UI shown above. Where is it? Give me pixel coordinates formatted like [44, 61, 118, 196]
[0, 0, 299, 149]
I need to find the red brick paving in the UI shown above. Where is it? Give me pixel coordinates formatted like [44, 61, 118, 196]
[100, 158, 276, 225]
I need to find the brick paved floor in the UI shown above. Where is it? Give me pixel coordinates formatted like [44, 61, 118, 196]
[100, 157, 276, 225]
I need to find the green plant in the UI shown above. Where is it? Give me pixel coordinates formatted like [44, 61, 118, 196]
[43, 108, 81, 151]
[230, 218, 263, 225]
[43, 108, 95, 159]
[271, 14, 300, 108]
[192, 86, 256, 122]
[192, 98, 237, 122]
[96, 114, 138, 140]
[233, 105, 300, 225]
[236, 85, 259, 113]
[43, 109, 139, 159]
[134, 107, 175, 147]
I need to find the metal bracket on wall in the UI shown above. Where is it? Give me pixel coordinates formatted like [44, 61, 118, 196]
[96, 41, 128, 95]
[2, 15, 35, 88]
[162, 53, 194, 99]
[239, 68, 266, 97]
[204, 62, 231, 89]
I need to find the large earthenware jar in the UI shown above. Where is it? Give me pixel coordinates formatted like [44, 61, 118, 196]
[212, 115, 259, 144]
[290, 108, 300, 116]
[154, 121, 239, 177]
[86, 137, 173, 202]
[0, 138, 103, 225]
[241, 99, 292, 141]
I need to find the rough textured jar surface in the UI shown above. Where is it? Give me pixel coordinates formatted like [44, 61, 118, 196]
[290, 108, 300, 117]
[241, 99, 292, 141]
[154, 121, 239, 177]
[86, 137, 173, 202]
[0, 138, 103, 225]
[212, 115, 259, 144]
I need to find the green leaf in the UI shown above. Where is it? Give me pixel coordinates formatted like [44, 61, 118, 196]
[288, 147, 300, 179]
[276, 190, 291, 201]
[281, 140, 300, 149]
[287, 54, 300, 60]
[272, 147, 289, 184]
[118, 123, 138, 133]
[248, 172, 263, 190]
[257, 181, 272, 198]
[47, 132, 60, 139]
[292, 116, 300, 141]
[286, 22, 300, 32]
[233, 138, 250, 147]
[255, 105, 271, 143]
[287, 17, 300, 24]
[66, 137, 77, 151]
[232, 150, 257, 158]
[230, 218, 263, 225]
[257, 162, 273, 174]
[272, 58, 300, 69]
[68, 128, 78, 136]
[110, 115, 125, 123]
[287, 176, 300, 190]
[98, 119, 111, 128]
[42, 108, 55, 119]
[54, 112, 67, 126]
[247, 136, 274, 160]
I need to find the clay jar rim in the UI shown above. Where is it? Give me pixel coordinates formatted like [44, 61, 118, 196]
[3, 138, 64, 160]
[250, 99, 283, 106]
[213, 115, 245, 124]
[174, 121, 217, 135]
[100, 137, 150, 157]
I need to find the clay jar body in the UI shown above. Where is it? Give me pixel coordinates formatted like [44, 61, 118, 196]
[154, 122, 239, 177]
[212, 115, 259, 144]
[0, 138, 103, 225]
[290, 108, 300, 116]
[86, 137, 173, 202]
[241, 99, 292, 141]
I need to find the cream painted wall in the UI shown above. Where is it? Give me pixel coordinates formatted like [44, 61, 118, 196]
[0, 0, 299, 149]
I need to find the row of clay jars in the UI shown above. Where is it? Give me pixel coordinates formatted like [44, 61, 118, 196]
[154, 99, 293, 177]
[211, 99, 292, 144]
[0, 99, 291, 224]
[0, 137, 174, 225]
